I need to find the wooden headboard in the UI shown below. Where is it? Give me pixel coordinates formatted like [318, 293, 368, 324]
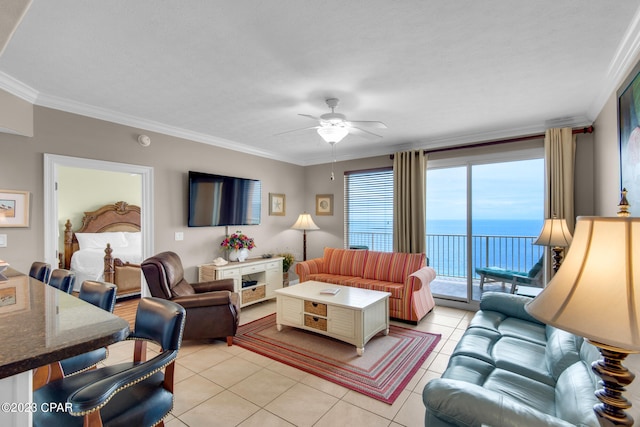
[63, 201, 141, 269]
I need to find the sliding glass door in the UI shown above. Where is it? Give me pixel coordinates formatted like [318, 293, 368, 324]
[426, 166, 469, 300]
[426, 157, 544, 304]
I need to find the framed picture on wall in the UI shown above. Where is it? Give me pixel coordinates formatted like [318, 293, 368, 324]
[269, 193, 286, 216]
[618, 58, 640, 215]
[316, 194, 333, 216]
[0, 190, 29, 227]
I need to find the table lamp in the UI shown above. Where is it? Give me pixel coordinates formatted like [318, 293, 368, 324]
[533, 217, 573, 273]
[526, 216, 640, 426]
[291, 213, 319, 261]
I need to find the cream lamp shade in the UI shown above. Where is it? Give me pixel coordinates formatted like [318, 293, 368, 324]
[317, 126, 348, 144]
[291, 213, 319, 231]
[533, 217, 572, 247]
[526, 216, 640, 351]
[291, 213, 319, 261]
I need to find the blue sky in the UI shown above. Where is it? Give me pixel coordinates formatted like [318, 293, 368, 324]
[426, 159, 544, 221]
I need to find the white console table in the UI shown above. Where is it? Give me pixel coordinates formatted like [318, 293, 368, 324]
[198, 257, 283, 307]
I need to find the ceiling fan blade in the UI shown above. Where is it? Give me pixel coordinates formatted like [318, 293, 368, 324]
[347, 120, 387, 129]
[298, 114, 320, 121]
[350, 127, 383, 138]
[273, 125, 319, 136]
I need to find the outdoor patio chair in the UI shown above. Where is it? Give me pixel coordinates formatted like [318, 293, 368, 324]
[476, 256, 543, 294]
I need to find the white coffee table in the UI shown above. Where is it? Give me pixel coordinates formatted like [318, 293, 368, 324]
[275, 281, 390, 356]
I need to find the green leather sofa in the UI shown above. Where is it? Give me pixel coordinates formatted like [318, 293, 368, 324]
[423, 292, 600, 426]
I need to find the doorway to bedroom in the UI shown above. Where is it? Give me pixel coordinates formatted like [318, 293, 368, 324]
[43, 154, 154, 297]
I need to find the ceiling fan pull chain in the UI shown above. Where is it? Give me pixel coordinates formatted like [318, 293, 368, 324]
[330, 142, 336, 181]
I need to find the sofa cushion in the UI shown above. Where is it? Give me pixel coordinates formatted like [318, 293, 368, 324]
[343, 277, 404, 299]
[443, 355, 556, 415]
[545, 326, 583, 381]
[452, 328, 554, 385]
[306, 273, 357, 285]
[362, 251, 425, 283]
[469, 311, 547, 345]
[323, 248, 368, 277]
[554, 361, 599, 426]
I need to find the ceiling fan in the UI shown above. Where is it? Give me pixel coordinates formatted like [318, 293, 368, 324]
[276, 98, 387, 144]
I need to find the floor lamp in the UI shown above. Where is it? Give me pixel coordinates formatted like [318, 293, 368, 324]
[533, 217, 573, 273]
[526, 216, 640, 426]
[291, 213, 319, 261]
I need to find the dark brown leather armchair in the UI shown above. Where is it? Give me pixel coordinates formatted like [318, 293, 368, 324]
[141, 251, 240, 344]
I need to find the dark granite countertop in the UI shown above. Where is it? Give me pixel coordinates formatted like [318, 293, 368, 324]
[0, 268, 130, 379]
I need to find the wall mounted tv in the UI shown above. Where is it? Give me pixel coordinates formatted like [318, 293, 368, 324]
[188, 171, 261, 227]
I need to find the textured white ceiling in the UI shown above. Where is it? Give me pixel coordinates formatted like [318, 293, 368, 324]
[1, 1, 640, 165]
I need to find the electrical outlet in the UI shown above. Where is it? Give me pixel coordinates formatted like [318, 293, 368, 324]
[175, 232, 184, 241]
[0, 234, 6, 247]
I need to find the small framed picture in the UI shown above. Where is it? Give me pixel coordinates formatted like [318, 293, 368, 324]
[0, 190, 29, 227]
[269, 193, 286, 216]
[316, 194, 333, 216]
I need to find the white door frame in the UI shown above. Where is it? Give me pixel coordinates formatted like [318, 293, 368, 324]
[43, 154, 154, 296]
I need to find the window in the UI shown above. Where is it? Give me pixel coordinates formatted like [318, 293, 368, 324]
[344, 168, 393, 251]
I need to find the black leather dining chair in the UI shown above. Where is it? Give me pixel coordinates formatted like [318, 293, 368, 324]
[32, 281, 119, 390]
[29, 261, 51, 283]
[59, 281, 118, 376]
[48, 269, 76, 293]
[33, 297, 186, 427]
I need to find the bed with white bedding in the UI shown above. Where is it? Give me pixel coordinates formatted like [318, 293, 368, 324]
[62, 202, 142, 297]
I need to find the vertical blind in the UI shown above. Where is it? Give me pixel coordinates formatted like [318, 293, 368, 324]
[344, 168, 394, 252]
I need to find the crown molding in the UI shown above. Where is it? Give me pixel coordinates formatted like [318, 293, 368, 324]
[35, 92, 301, 163]
[0, 70, 38, 102]
[587, 4, 640, 120]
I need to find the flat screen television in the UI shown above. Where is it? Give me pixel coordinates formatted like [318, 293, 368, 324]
[188, 171, 261, 227]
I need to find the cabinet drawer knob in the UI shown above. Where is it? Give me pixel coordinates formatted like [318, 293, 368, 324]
[313, 317, 319, 321]
[312, 302, 318, 307]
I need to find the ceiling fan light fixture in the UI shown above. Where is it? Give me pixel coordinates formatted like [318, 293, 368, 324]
[317, 126, 348, 144]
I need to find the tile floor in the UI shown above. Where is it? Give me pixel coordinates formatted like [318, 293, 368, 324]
[103, 301, 474, 427]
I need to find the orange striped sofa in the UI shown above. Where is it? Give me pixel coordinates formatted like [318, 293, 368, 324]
[295, 248, 437, 323]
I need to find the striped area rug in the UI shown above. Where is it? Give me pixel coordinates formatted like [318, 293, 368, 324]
[234, 314, 440, 404]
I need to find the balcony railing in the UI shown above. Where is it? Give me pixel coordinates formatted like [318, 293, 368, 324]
[347, 232, 544, 277]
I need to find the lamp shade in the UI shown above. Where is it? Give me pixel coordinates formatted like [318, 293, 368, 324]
[533, 217, 572, 247]
[317, 126, 348, 144]
[291, 213, 319, 231]
[525, 217, 640, 351]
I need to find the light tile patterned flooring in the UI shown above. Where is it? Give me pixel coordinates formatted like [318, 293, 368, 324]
[104, 300, 473, 427]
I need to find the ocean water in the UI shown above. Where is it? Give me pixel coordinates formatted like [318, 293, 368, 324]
[348, 219, 544, 277]
[427, 219, 543, 237]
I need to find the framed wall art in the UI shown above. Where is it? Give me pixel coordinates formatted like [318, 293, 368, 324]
[316, 194, 333, 216]
[618, 59, 640, 215]
[0, 190, 29, 227]
[269, 193, 286, 216]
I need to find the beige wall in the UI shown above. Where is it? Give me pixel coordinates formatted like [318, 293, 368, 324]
[594, 92, 624, 215]
[57, 166, 142, 250]
[0, 106, 305, 281]
[0, 89, 32, 136]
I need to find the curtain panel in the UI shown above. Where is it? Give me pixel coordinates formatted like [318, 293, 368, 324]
[544, 128, 576, 231]
[393, 150, 427, 253]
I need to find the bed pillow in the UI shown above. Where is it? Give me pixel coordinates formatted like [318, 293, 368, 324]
[123, 232, 142, 248]
[76, 232, 128, 250]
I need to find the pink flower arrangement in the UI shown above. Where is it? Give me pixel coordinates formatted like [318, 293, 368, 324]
[220, 231, 256, 251]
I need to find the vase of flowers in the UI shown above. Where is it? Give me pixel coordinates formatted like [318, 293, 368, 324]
[221, 231, 255, 262]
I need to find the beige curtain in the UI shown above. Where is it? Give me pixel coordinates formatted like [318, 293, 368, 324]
[393, 150, 427, 253]
[544, 128, 576, 231]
